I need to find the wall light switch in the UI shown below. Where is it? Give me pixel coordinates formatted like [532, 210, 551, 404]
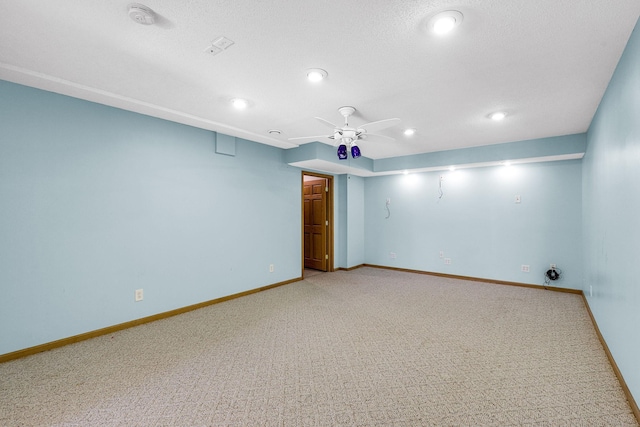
[135, 289, 143, 302]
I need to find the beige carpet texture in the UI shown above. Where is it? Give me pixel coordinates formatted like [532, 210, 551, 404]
[1, 267, 637, 426]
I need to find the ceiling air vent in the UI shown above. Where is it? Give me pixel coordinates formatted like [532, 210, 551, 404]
[128, 4, 156, 25]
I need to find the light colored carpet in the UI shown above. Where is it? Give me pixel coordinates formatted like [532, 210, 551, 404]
[1, 267, 637, 426]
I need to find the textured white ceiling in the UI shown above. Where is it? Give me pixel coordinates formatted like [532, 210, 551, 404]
[1, 0, 639, 159]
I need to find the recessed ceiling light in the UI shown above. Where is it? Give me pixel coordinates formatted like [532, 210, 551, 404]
[490, 111, 506, 121]
[231, 98, 248, 110]
[306, 68, 328, 82]
[429, 11, 463, 35]
[403, 128, 416, 136]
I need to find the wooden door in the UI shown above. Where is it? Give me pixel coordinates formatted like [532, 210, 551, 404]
[304, 178, 327, 271]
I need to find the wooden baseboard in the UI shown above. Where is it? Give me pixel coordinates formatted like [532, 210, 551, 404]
[361, 264, 582, 294]
[0, 276, 302, 364]
[581, 294, 640, 423]
[335, 264, 365, 272]
[3, 267, 638, 424]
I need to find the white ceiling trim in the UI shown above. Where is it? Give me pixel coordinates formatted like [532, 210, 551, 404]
[290, 153, 585, 177]
[0, 62, 299, 150]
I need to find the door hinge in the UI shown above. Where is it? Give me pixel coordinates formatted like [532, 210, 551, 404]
[325, 187, 329, 192]
[325, 220, 329, 226]
[325, 254, 329, 260]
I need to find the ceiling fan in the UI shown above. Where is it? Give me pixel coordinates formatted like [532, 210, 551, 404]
[288, 106, 400, 159]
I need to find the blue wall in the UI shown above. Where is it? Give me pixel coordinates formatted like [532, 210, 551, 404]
[2, 17, 639, 407]
[583, 19, 640, 401]
[364, 161, 583, 288]
[0, 80, 301, 355]
[346, 175, 365, 268]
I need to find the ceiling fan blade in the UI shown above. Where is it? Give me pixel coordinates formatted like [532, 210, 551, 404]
[362, 133, 396, 142]
[315, 117, 340, 129]
[287, 134, 332, 141]
[358, 118, 401, 133]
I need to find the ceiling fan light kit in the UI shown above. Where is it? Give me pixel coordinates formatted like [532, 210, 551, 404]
[289, 106, 400, 160]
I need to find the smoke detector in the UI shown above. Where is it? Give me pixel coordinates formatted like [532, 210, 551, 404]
[128, 4, 156, 25]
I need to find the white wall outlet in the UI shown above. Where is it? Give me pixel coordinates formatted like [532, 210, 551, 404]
[269, 264, 274, 273]
[515, 195, 521, 204]
[439, 250, 444, 258]
[135, 289, 143, 302]
[390, 252, 397, 259]
[444, 258, 451, 265]
[521, 265, 530, 273]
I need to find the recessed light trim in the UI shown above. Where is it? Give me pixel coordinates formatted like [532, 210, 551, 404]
[403, 128, 416, 136]
[429, 11, 463, 35]
[490, 111, 506, 121]
[306, 68, 328, 82]
[231, 98, 249, 110]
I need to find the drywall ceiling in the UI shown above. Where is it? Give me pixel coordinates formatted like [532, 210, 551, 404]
[1, 0, 639, 160]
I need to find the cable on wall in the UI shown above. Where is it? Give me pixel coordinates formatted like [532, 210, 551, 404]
[543, 266, 562, 288]
[385, 198, 391, 219]
[438, 175, 444, 200]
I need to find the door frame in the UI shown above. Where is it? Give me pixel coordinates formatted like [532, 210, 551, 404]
[301, 171, 334, 276]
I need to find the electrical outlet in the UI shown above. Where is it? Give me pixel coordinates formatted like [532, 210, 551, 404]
[521, 265, 530, 273]
[386, 198, 391, 205]
[269, 264, 274, 273]
[515, 195, 521, 204]
[390, 252, 397, 259]
[439, 251, 444, 258]
[135, 289, 143, 302]
[444, 258, 451, 265]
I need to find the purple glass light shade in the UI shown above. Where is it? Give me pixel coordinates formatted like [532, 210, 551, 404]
[337, 144, 348, 160]
[351, 143, 361, 159]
